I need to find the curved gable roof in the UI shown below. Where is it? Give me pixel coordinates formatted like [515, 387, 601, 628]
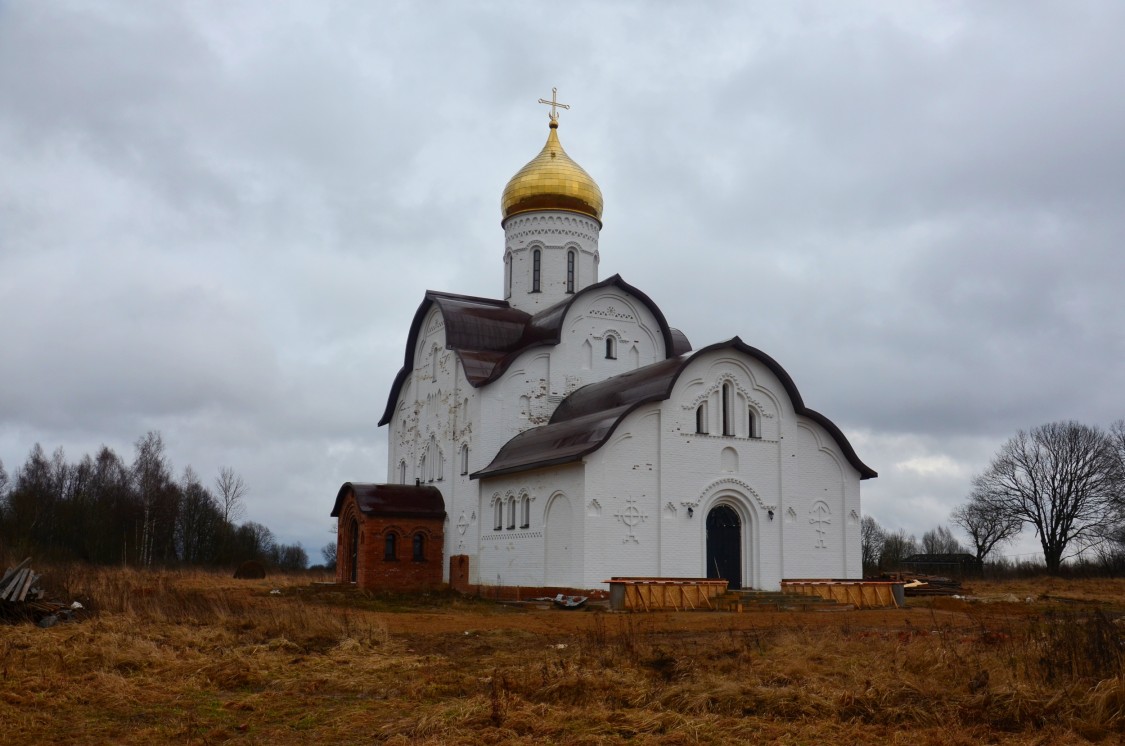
[330, 482, 446, 519]
[378, 275, 686, 425]
[473, 337, 877, 480]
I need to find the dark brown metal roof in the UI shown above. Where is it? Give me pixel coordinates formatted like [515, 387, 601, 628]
[330, 482, 446, 519]
[473, 337, 877, 481]
[378, 275, 687, 426]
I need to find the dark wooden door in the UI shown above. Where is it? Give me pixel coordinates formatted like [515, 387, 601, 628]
[706, 505, 742, 590]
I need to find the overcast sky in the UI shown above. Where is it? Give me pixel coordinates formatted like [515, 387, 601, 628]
[2, 2, 1122, 564]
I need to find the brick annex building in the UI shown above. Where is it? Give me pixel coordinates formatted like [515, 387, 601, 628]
[333, 99, 876, 595]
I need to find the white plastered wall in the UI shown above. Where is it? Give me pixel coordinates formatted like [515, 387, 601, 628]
[476, 464, 585, 588]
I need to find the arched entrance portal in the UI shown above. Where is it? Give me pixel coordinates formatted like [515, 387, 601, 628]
[706, 505, 742, 590]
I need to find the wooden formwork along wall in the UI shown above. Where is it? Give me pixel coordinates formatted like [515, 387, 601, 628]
[781, 580, 902, 609]
[608, 578, 729, 612]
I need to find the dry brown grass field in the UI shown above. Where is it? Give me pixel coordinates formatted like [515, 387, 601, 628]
[4, 569, 1125, 744]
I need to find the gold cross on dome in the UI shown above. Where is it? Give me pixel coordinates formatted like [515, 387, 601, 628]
[537, 87, 570, 122]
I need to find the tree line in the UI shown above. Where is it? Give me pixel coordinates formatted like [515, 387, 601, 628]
[0, 431, 308, 570]
[863, 419, 1125, 576]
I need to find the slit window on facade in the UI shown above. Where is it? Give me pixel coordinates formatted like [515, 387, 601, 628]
[399, 460, 407, 484]
[566, 250, 575, 293]
[507, 498, 516, 530]
[532, 249, 541, 292]
[696, 403, 708, 434]
[520, 494, 530, 529]
[722, 382, 733, 436]
[460, 444, 469, 475]
[493, 500, 503, 530]
[605, 337, 616, 359]
[748, 409, 757, 438]
[384, 532, 397, 561]
[505, 253, 512, 298]
[412, 532, 425, 562]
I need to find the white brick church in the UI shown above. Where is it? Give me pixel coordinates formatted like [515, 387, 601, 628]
[340, 101, 876, 594]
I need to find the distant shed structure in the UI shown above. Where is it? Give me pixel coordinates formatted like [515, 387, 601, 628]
[331, 483, 446, 591]
[900, 553, 982, 579]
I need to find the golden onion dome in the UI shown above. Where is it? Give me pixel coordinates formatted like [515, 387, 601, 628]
[501, 119, 603, 224]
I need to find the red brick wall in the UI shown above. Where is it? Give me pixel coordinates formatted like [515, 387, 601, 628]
[336, 499, 444, 591]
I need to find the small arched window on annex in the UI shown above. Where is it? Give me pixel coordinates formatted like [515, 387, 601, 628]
[566, 249, 577, 293]
[412, 532, 425, 562]
[605, 336, 617, 360]
[430, 344, 440, 381]
[695, 402, 709, 435]
[531, 248, 542, 293]
[507, 497, 517, 530]
[721, 382, 734, 436]
[460, 443, 469, 475]
[505, 251, 513, 298]
[520, 493, 531, 529]
[383, 531, 398, 561]
[493, 498, 503, 531]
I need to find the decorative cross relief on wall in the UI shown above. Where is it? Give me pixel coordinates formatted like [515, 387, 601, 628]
[614, 498, 648, 544]
[810, 501, 832, 549]
[457, 513, 470, 536]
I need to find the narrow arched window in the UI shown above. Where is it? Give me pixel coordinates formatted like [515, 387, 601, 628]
[507, 498, 516, 530]
[348, 518, 359, 582]
[460, 444, 469, 475]
[748, 409, 757, 438]
[696, 404, 708, 434]
[413, 532, 425, 562]
[419, 454, 427, 483]
[494, 500, 503, 531]
[605, 336, 616, 359]
[384, 532, 397, 561]
[722, 382, 733, 436]
[532, 249, 541, 292]
[520, 495, 530, 529]
[399, 460, 407, 484]
[505, 253, 512, 298]
[566, 250, 576, 293]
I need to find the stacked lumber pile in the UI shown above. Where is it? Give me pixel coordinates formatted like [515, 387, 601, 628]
[901, 574, 964, 597]
[1, 558, 42, 603]
[0, 558, 80, 626]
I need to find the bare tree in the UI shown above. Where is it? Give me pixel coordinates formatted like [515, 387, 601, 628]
[321, 541, 337, 570]
[951, 494, 1021, 563]
[860, 515, 885, 574]
[880, 529, 917, 571]
[214, 466, 247, 525]
[973, 421, 1120, 573]
[132, 431, 173, 567]
[920, 525, 963, 554]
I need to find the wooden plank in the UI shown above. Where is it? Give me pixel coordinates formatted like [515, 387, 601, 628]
[16, 571, 37, 602]
[0, 558, 31, 589]
[1, 568, 28, 601]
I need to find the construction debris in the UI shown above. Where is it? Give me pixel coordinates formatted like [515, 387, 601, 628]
[0, 558, 85, 625]
[0, 558, 42, 603]
[882, 573, 966, 597]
